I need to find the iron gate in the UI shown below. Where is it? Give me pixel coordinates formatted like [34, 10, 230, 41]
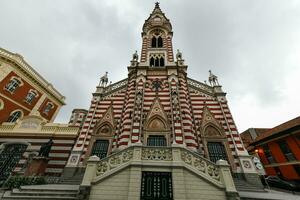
[0, 143, 27, 184]
[91, 140, 109, 159]
[207, 142, 227, 163]
[141, 171, 173, 200]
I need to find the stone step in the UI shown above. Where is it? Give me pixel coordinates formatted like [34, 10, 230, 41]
[234, 179, 265, 192]
[11, 188, 77, 197]
[20, 184, 79, 192]
[1, 184, 80, 200]
[2, 191, 77, 200]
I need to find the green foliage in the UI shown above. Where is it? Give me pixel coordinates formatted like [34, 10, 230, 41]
[3, 176, 46, 189]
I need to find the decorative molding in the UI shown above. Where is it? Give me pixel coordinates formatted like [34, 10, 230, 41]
[96, 148, 133, 176]
[142, 147, 172, 161]
[187, 77, 213, 94]
[181, 149, 220, 182]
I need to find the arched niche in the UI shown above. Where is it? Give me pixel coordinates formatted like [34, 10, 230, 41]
[144, 116, 170, 147]
[147, 117, 167, 131]
[85, 122, 114, 164]
[200, 124, 235, 170]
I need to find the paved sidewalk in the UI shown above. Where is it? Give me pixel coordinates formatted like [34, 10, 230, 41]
[239, 189, 300, 200]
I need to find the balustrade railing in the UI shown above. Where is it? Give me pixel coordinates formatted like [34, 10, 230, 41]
[88, 146, 224, 186]
[187, 77, 213, 93]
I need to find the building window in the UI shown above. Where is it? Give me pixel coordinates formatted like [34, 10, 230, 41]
[147, 135, 166, 146]
[7, 110, 22, 122]
[141, 172, 173, 200]
[151, 36, 163, 48]
[0, 143, 28, 183]
[5, 78, 22, 93]
[43, 102, 53, 114]
[277, 140, 295, 161]
[91, 140, 109, 159]
[207, 142, 228, 163]
[25, 90, 37, 104]
[262, 144, 275, 164]
[149, 55, 165, 67]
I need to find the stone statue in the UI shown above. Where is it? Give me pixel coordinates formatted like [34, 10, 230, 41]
[208, 70, 219, 86]
[38, 139, 54, 157]
[132, 50, 139, 61]
[99, 72, 108, 87]
[176, 49, 182, 60]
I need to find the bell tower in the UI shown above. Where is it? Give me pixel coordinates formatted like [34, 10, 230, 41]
[140, 2, 174, 67]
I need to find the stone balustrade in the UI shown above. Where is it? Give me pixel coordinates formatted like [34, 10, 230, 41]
[81, 145, 237, 196]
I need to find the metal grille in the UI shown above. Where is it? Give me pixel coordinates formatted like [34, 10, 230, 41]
[91, 140, 109, 159]
[207, 142, 227, 163]
[0, 144, 27, 184]
[147, 136, 166, 146]
[141, 171, 173, 200]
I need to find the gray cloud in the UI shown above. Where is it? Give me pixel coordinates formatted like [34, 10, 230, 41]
[1, 0, 299, 131]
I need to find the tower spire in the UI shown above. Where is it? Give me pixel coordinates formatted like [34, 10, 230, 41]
[139, 3, 174, 65]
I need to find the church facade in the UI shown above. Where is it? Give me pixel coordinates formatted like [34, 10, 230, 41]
[60, 3, 261, 200]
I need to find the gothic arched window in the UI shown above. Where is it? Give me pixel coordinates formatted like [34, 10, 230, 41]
[7, 110, 22, 122]
[150, 57, 155, 67]
[155, 58, 160, 67]
[159, 57, 164, 66]
[157, 36, 163, 47]
[151, 36, 163, 48]
[150, 55, 165, 67]
[151, 37, 157, 48]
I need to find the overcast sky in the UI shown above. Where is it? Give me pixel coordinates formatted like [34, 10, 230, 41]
[1, 0, 300, 132]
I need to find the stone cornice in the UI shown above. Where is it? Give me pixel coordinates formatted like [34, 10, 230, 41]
[0, 47, 65, 105]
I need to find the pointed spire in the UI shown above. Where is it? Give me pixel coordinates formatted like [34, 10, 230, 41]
[142, 3, 172, 34]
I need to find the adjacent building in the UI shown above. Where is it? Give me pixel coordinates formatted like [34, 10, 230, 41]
[0, 113, 79, 184]
[246, 116, 300, 181]
[0, 48, 65, 124]
[240, 128, 269, 149]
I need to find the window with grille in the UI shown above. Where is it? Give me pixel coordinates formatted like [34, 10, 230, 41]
[141, 171, 173, 200]
[5, 78, 21, 93]
[43, 103, 53, 114]
[277, 140, 295, 161]
[207, 142, 227, 163]
[7, 111, 22, 122]
[263, 144, 275, 164]
[0, 144, 27, 184]
[25, 91, 37, 104]
[91, 140, 109, 159]
[147, 135, 166, 146]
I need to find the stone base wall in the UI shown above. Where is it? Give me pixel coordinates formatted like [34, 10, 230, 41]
[89, 166, 227, 200]
[89, 168, 131, 200]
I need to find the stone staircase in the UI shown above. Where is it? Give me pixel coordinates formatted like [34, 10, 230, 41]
[59, 173, 84, 185]
[233, 178, 265, 192]
[1, 184, 79, 200]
